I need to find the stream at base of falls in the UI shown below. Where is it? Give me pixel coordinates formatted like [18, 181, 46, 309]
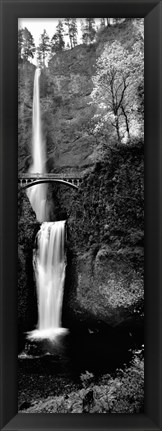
[18, 326, 144, 410]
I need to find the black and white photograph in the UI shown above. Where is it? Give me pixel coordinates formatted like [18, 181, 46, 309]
[18, 17, 144, 414]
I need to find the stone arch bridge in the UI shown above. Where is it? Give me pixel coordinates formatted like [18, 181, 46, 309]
[18, 172, 83, 190]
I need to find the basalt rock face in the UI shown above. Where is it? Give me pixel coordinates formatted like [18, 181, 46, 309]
[18, 188, 39, 349]
[18, 44, 96, 175]
[64, 246, 144, 329]
[46, 45, 96, 174]
[65, 144, 144, 330]
[18, 62, 35, 172]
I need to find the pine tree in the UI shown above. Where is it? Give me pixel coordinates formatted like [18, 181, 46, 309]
[19, 27, 35, 62]
[100, 18, 106, 29]
[37, 30, 50, 67]
[106, 18, 111, 26]
[82, 18, 96, 45]
[64, 18, 73, 49]
[64, 18, 78, 48]
[70, 19, 78, 47]
[18, 29, 23, 62]
[51, 20, 65, 53]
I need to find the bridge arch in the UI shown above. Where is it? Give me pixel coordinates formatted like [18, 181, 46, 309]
[19, 178, 79, 190]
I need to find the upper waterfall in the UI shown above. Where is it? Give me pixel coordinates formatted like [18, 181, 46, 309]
[27, 68, 48, 222]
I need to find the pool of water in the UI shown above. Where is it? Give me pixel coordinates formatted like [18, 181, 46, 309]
[18, 327, 144, 410]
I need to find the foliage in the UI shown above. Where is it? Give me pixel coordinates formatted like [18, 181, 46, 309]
[68, 143, 144, 254]
[18, 29, 24, 62]
[80, 371, 94, 388]
[81, 18, 96, 45]
[20, 350, 144, 413]
[70, 19, 78, 47]
[64, 18, 78, 49]
[98, 18, 114, 29]
[51, 20, 65, 54]
[18, 188, 39, 334]
[99, 18, 106, 29]
[91, 22, 144, 143]
[18, 27, 36, 62]
[37, 30, 50, 67]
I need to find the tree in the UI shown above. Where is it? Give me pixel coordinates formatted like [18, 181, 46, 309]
[37, 30, 50, 67]
[51, 20, 65, 53]
[81, 18, 96, 44]
[64, 18, 73, 48]
[91, 38, 144, 143]
[99, 19, 106, 30]
[18, 27, 35, 62]
[64, 18, 78, 48]
[18, 29, 23, 62]
[106, 18, 110, 26]
[70, 19, 78, 47]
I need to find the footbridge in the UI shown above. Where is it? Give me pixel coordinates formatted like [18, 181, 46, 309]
[18, 172, 83, 190]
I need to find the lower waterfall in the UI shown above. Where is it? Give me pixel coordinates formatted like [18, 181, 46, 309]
[28, 220, 67, 340]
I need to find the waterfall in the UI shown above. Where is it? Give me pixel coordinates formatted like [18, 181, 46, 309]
[31, 221, 66, 338]
[26, 69, 67, 340]
[27, 221, 67, 340]
[27, 68, 48, 222]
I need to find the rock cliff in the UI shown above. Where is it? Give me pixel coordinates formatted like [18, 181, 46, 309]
[64, 144, 144, 329]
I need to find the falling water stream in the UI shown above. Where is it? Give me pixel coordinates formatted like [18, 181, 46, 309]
[27, 68, 67, 340]
[27, 68, 48, 223]
[29, 221, 67, 339]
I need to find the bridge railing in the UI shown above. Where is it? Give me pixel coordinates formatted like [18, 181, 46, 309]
[18, 172, 83, 179]
[18, 172, 83, 189]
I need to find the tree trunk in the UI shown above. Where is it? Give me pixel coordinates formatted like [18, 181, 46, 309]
[115, 116, 121, 144]
[121, 106, 130, 140]
[69, 35, 73, 49]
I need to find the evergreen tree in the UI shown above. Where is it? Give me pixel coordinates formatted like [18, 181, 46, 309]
[37, 30, 50, 67]
[106, 18, 110, 26]
[70, 19, 78, 47]
[64, 18, 73, 49]
[51, 20, 65, 53]
[82, 18, 96, 44]
[64, 18, 78, 48]
[18, 29, 23, 62]
[100, 18, 106, 29]
[113, 18, 124, 25]
[18, 27, 35, 62]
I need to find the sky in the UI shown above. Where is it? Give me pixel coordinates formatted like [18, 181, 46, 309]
[18, 18, 116, 66]
[18, 18, 83, 47]
[18, 18, 84, 65]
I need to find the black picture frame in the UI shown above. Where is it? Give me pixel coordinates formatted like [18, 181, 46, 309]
[1, 0, 162, 430]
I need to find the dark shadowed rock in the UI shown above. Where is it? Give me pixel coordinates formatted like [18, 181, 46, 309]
[67, 246, 143, 327]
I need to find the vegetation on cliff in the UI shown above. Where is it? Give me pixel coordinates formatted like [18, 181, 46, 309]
[68, 143, 144, 252]
[18, 18, 144, 173]
[19, 349, 144, 413]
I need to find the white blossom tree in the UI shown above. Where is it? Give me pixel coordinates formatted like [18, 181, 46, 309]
[91, 35, 144, 143]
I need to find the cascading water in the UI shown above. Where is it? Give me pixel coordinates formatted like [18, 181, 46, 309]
[27, 68, 67, 340]
[35, 221, 66, 331]
[29, 221, 67, 339]
[27, 68, 48, 222]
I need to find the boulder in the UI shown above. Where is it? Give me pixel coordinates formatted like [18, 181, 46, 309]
[65, 245, 144, 328]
